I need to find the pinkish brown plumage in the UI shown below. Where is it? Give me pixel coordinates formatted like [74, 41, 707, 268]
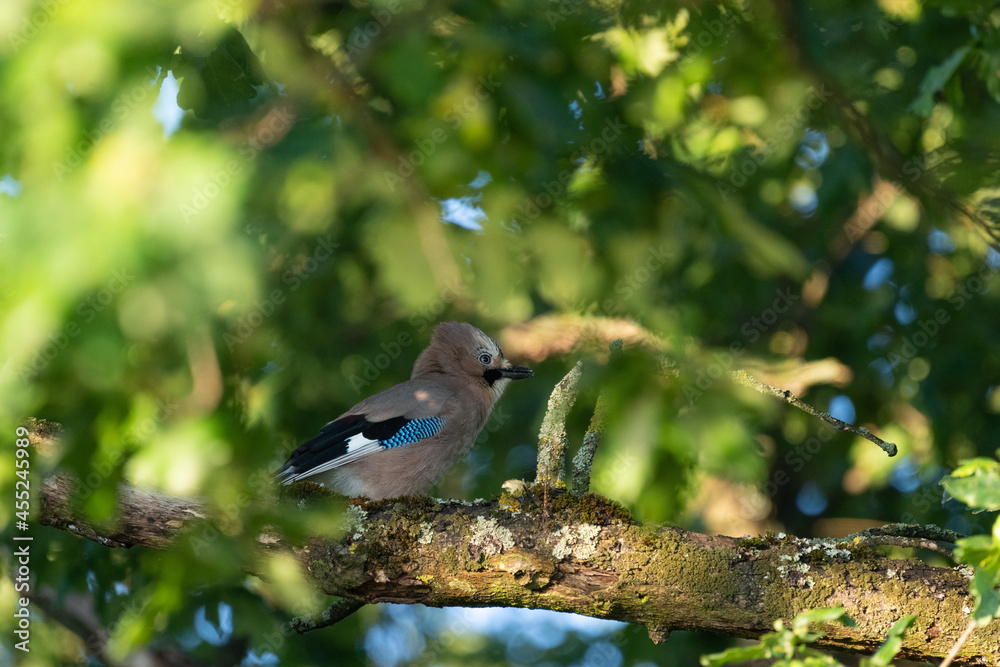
[276, 322, 532, 499]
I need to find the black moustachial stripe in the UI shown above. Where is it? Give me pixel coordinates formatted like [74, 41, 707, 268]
[483, 368, 503, 387]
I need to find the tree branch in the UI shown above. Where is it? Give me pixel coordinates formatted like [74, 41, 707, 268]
[290, 597, 366, 634]
[34, 476, 1000, 665]
[40, 473, 208, 549]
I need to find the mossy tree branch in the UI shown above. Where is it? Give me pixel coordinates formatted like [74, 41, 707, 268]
[32, 473, 1000, 665]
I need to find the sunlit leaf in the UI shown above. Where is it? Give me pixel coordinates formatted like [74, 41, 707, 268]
[970, 567, 1000, 626]
[941, 458, 1000, 512]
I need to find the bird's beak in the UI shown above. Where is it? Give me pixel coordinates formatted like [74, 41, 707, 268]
[499, 364, 533, 380]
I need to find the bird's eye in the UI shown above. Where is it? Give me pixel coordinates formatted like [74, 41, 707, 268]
[478, 353, 492, 365]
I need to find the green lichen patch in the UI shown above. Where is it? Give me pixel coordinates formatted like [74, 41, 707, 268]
[447, 579, 475, 594]
[763, 537, 854, 595]
[737, 536, 770, 549]
[498, 491, 522, 514]
[440, 546, 460, 573]
[641, 533, 661, 550]
[307, 551, 367, 592]
[496, 554, 554, 589]
[356, 494, 441, 517]
[544, 489, 633, 525]
[737, 531, 781, 550]
[278, 480, 339, 502]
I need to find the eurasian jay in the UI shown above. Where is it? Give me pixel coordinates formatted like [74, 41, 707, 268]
[276, 322, 533, 499]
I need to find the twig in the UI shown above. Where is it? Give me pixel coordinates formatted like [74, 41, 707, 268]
[848, 535, 956, 559]
[730, 370, 897, 457]
[290, 598, 366, 634]
[841, 523, 962, 560]
[571, 339, 621, 496]
[535, 361, 584, 487]
[853, 523, 964, 543]
[535, 361, 584, 514]
[571, 396, 606, 496]
[940, 619, 977, 667]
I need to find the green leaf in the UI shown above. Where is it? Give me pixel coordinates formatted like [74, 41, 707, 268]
[955, 534, 999, 568]
[941, 458, 1000, 512]
[910, 44, 971, 115]
[949, 457, 1000, 477]
[700, 644, 771, 666]
[793, 606, 846, 632]
[700, 608, 851, 665]
[176, 27, 275, 121]
[862, 614, 916, 667]
[975, 46, 1000, 105]
[970, 566, 1000, 625]
[595, 10, 690, 77]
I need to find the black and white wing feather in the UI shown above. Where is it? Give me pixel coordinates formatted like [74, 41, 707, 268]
[275, 414, 446, 484]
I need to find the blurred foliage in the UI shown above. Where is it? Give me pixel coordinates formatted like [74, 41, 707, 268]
[948, 454, 1000, 627]
[2, 0, 1000, 664]
[700, 607, 914, 667]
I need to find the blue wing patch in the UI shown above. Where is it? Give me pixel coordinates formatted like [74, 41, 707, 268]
[380, 417, 445, 448]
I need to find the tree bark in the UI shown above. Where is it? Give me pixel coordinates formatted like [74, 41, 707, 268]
[39, 474, 207, 549]
[35, 475, 1000, 665]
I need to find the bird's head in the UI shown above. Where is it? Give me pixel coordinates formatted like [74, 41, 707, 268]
[413, 321, 533, 399]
